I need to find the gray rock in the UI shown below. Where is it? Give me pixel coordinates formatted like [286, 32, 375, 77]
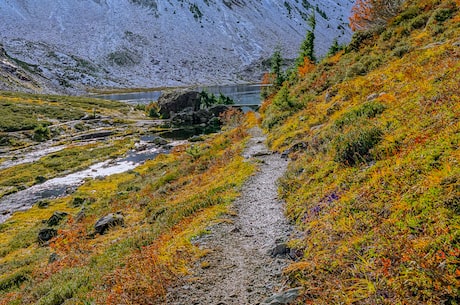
[281, 142, 308, 160]
[262, 287, 302, 304]
[94, 212, 124, 235]
[208, 104, 229, 117]
[75, 208, 86, 223]
[171, 109, 195, 126]
[171, 108, 214, 126]
[194, 109, 213, 124]
[38, 228, 57, 244]
[150, 136, 169, 146]
[252, 151, 272, 157]
[47, 211, 68, 226]
[158, 90, 201, 119]
[270, 243, 290, 258]
[367, 93, 379, 101]
[48, 252, 60, 263]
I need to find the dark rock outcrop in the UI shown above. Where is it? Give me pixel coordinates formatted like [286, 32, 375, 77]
[208, 104, 229, 117]
[171, 108, 221, 127]
[38, 228, 58, 244]
[94, 212, 124, 235]
[158, 90, 201, 119]
[47, 211, 68, 226]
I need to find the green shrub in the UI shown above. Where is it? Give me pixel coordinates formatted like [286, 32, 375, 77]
[409, 14, 430, 29]
[143, 101, 160, 118]
[346, 53, 383, 78]
[334, 126, 383, 165]
[335, 101, 386, 129]
[33, 124, 51, 142]
[392, 6, 421, 25]
[199, 91, 234, 108]
[433, 8, 454, 22]
[0, 268, 31, 291]
[380, 28, 394, 41]
[392, 44, 412, 58]
[347, 27, 384, 52]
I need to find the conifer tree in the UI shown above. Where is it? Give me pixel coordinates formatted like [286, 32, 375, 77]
[270, 48, 285, 88]
[297, 12, 316, 65]
[327, 38, 343, 57]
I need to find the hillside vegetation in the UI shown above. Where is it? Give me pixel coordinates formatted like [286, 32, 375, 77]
[0, 92, 142, 199]
[261, 0, 459, 303]
[0, 111, 257, 304]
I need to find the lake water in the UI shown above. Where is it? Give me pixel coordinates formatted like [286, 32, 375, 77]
[95, 83, 265, 106]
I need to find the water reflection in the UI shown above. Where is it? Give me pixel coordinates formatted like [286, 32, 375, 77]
[94, 84, 266, 106]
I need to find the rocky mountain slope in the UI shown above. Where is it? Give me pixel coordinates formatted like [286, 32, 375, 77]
[0, 0, 353, 93]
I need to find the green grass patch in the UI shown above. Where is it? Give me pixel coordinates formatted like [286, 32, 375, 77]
[0, 139, 134, 196]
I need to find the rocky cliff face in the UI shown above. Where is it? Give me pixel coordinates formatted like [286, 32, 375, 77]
[0, 0, 353, 93]
[0, 44, 59, 93]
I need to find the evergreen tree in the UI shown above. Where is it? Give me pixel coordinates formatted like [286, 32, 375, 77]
[297, 12, 316, 66]
[270, 48, 285, 88]
[327, 38, 343, 57]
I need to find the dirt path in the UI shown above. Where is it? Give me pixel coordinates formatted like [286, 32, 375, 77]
[166, 127, 296, 305]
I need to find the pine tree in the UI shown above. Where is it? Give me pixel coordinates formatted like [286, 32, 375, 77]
[270, 48, 285, 88]
[327, 38, 343, 57]
[297, 12, 316, 66]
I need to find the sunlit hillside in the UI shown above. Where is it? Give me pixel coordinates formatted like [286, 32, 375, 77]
[261, 0, 459, 303]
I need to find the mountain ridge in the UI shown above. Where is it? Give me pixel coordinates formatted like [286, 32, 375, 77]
[0, 0, 353, 93]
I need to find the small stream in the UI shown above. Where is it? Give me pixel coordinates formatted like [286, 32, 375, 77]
[0, 137, 185, 223]
[0, 84, 263, 223]
[0, 145, 68, 170]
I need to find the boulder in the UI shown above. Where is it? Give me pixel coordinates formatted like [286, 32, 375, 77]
[193, 109, 213, 124]
[38, 228, 58, 244]
[47, 211, 68, 226]
[171, 108, 215, 126]
[366, 93, 379, 101]
[171, 109, 195, 126]
[75, 208, 86, 223]
[94, 212, 124, 235]
[48, 252, 60, 263]
[150, 136, 169, 146]
[71, 197, 87, 207]
[208, 104, 229, 117]
[158, 90, 201, 119]
[270, 243, 290, 258]
[262, 287, 302, 305]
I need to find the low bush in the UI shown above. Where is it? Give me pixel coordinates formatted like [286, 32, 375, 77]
[334, 126, 383, 165]
[335, 101, 386, 129]
[392, 44, 412, 57]
[33, 125, 51, 142]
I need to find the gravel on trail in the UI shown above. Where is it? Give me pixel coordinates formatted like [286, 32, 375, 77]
[166, 127, 297, 305]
